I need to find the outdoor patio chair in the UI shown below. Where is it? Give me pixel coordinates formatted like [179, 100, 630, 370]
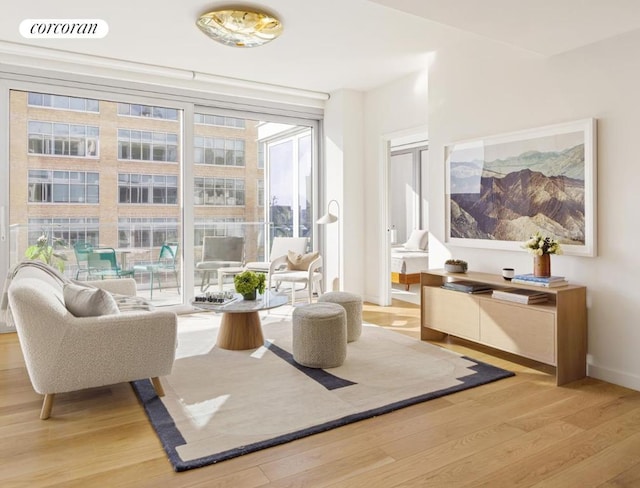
[133, 242, 180, 299]
[73, 241, 94, 280]
[87, 247, 136, 280]
[196, 236, 245, 291]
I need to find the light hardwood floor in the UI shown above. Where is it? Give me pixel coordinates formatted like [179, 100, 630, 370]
[2, 300, 640, 487]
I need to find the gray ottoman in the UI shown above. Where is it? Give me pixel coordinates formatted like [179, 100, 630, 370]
[318, 291, 363, 342]
[292, 302, 347, 368]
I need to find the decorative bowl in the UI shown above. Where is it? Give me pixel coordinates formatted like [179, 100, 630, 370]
[445, 263, 467, 273]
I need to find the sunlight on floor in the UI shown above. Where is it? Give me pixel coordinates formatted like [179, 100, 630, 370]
[182, 394, 230, 429]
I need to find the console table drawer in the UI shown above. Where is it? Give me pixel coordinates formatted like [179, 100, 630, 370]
[422, 286, 479, 341]
[479, 300, 556, 365]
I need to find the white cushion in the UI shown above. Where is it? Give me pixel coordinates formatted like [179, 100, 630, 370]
[286, 251, 319, 270]
[63, 282, 120, 317]
[244, 261, 271, 272]
[404, 229, 429, 250]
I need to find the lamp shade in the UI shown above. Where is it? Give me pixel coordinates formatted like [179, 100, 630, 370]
[316, 212, 338, 224]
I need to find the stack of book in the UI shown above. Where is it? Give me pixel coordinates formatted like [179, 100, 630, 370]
[441, 280, 493, 294]
[492, 288, 549, 304]
[510, 273, 569, 288]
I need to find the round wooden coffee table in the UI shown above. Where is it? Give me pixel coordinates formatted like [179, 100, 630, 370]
[191, 291, 288, 350]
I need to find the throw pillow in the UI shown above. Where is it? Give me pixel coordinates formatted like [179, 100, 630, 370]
[404, 229, 429, 251]
[420, 231, 429, 250]
[63, 282, 120, 317]
[286, 251, 320, 271]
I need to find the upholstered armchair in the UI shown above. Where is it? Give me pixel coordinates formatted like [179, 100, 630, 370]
[6, 262, 177, 419]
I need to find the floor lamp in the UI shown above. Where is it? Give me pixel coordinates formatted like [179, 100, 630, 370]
[316, 199, 340, 291]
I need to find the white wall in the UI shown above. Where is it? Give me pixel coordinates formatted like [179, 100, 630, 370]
[426, 31, 640, 390]
[361, 70, 429, 305]
[323, 90, 365, 295]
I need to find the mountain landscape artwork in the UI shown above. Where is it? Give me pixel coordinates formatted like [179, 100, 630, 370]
[446, 122, 595, 254]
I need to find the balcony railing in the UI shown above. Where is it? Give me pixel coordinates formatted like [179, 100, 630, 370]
[7, 221, 309, 307]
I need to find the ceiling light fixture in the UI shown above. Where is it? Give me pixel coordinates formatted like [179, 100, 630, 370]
[196, 8, 283, 48]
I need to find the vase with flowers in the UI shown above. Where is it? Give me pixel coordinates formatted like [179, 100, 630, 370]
[234, 270, 266, 300]
[522, 232, 562, 277]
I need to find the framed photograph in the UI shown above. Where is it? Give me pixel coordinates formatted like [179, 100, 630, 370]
[445, 119, 597, 257]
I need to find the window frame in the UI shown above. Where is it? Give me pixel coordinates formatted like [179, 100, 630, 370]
[117, 128, 179, 163]
[0, 67, 322, 313]
[27, 169, 100, 204]
[27, 92, 100, 113]
[28, 119, 100, 158]
[118, 172, 179, 205]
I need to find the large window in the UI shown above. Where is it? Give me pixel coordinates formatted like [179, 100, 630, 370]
[118, 103, 178, 120]
[7, 87, 318, 312]
[117, 129, 178, 162]
[266, 129, 312, 238]
[28, 170, 99, 203]
[118, 173, 178, 204]
[28, 92, 99, 112]
[194, 177, 244, 206]
[118, 217, 179, 248]
[257, 179, 264, 207]
[194, 218, 245, 244]
[28, 121, 99, 157]
[194, 113, 245, 128]
[194, 136, 245, 166]
[28, 217, 99, 246]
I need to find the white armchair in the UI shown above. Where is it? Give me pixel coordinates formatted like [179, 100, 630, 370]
[245, 237, 308, 274]
[268, 253, 324, 304]
[6, 262, 177, 419]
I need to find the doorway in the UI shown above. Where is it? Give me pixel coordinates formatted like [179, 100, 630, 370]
[388, 138, 428, 305]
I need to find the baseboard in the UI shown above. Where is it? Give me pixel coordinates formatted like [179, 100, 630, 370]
[363, 293, 386, 306]
[391, 283, 420, 306]
[391, 292, 420, 306]
[588, 363, 640, 392]
[0, 322, 15, 334]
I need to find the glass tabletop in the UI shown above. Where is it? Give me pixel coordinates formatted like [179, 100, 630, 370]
[191, 291, 288, 313]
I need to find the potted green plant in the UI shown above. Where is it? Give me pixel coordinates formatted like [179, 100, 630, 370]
[234, 270, 266, 300]
[444, 259, 468, 273]
[24, 233, 68, 272]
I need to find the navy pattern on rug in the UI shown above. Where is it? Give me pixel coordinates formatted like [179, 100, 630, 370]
[132, 318, 514, 472]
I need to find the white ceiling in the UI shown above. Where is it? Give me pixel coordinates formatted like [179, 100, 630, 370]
[373, 0, 640, 56]
[2, 0, 640, 94]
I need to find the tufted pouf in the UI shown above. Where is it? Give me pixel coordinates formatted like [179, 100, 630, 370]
[292, 302, 347, 368]
[318, 291, 363, 342]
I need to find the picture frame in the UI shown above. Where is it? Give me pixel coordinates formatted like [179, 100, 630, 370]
[445, 118, 597, 257]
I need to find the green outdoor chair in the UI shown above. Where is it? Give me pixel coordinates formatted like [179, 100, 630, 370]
[73, 241, 94, 280]
[133, 242, 180, 299]
[87, 247, 136, 280]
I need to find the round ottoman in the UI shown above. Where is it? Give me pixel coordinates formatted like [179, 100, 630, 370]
[292, 302, 347, 368]
[318, 291, 363, 342]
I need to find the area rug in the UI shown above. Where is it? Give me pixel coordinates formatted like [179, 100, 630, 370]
[132, 310, 514, 472]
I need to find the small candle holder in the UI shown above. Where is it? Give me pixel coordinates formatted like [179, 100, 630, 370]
[502, 268, 515, 281]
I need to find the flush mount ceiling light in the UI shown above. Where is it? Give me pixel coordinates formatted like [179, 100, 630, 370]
[196, 8, 283, 48]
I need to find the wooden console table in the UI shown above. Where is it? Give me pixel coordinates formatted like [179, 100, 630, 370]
[420, 270, 587, 386]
